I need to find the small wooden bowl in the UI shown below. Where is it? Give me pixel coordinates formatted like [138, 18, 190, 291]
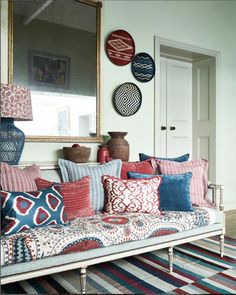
[63, 146, 91, 163]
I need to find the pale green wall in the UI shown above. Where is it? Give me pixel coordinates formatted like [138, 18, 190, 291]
[99, 0, 236, 210]
[1, 0, 236, 210]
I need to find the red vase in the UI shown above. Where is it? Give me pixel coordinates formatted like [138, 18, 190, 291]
[97, 145, 110, 164]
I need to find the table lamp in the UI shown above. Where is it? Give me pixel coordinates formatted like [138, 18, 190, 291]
[0, 84, 33, 165]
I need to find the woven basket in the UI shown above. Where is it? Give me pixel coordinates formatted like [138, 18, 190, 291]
[63, 146, 91, 163]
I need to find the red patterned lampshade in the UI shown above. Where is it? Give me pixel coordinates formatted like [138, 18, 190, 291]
[0, 84, 33, 165]
[0, 83, 33, 121]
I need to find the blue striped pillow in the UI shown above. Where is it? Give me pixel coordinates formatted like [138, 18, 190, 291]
[58, 159, 122, 211]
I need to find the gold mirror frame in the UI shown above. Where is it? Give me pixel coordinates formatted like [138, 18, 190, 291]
[8, 0, 102, 143]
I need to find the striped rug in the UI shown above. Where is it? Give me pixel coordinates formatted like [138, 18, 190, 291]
[1, 236, 236, 294]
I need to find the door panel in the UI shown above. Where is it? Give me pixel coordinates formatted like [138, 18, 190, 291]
[160, 57, 192, 158]
[159, 57, 167, 157]
[192, 58, 216, 181]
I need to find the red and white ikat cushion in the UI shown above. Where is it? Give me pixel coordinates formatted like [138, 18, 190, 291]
[102, 175, 162, 214]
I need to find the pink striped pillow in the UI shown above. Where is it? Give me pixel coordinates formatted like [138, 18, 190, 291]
[156, 159, 213, 207]
[0, 162, 40, 192]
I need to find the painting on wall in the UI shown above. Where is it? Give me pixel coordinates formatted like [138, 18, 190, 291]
[28, 51, 70, 89]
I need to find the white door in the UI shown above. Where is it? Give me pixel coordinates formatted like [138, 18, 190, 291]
[192, 58, 216, 181]
[160, 57, 192, 158]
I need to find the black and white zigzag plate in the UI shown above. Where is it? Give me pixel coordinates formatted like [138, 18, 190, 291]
[131, 52, 155, 82]
[113, 82, 142, 116]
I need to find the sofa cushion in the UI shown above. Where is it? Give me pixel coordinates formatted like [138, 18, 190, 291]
[1, 186, 68, 235]
[35, 176, 93, 219]
[0, 162, 40, 192]
[128, 172, 193, 211]
[102, 175, 162, 214]
[58, 159, 122, 211]
[0, 208, 216, 267]
[139, 153, 190, 162]
[156, 159, 213, 207]
[121, 160, 155, 180]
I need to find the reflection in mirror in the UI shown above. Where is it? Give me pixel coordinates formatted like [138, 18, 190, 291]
[11, 0, 101, 141]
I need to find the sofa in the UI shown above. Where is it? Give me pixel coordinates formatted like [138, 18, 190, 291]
[0, 156, 225, 294]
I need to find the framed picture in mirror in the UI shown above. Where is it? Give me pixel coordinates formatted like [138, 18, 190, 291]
[28, 51, 70, 89]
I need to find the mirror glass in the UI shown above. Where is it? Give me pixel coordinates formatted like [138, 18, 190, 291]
[11, 0, 101, 142]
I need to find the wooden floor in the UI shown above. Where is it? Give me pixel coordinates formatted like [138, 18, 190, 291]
[225, 210, 236, 238]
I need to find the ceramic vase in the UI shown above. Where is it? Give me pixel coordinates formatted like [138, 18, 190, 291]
[107, 131, 129, 162]
[97, 145, 110, 164]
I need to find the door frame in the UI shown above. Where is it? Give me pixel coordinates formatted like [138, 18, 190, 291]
[154, 36, 221, 182]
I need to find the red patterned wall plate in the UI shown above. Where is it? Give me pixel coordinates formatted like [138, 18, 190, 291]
[106, 30, 135, 66]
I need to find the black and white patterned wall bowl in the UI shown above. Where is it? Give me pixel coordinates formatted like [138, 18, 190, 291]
[131, 52, 155, 82]
[113, 82, 142, 117]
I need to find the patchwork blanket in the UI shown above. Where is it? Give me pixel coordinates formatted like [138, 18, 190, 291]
[1, 208, 212, 267]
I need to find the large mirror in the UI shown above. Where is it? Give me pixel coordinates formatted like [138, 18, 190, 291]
[9, 0, 102, 142]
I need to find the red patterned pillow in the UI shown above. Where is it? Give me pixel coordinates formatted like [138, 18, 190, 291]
[156, 159, 212, 207]
[0, 162, 40, 192]
[35, 176, 94, 219]
[102, 175, 162, 214]
[121, 160, 155, 180]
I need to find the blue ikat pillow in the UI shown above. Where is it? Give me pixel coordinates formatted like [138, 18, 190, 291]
[1, 186, 68, 235]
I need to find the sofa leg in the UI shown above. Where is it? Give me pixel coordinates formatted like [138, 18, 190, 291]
[80, 267, 87, 294]
[220, 234, 224, 257]
[168, 247, 174, 274]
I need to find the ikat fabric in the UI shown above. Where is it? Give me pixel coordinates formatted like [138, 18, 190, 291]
[1, 208, 212, 267]
[1, 186, 68, 235]
[102, 175, 162, 214]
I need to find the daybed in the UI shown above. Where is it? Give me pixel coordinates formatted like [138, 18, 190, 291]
[0, 158, 225, 294]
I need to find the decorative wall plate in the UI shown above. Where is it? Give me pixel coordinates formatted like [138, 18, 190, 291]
[131, 52, 155, 82]
[106, 30, 135, 66]
[113, 82, 142, 116]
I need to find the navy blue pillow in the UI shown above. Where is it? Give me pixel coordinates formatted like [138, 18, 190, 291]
[139, 153, 190, 162]
[128, 171, 193, 211]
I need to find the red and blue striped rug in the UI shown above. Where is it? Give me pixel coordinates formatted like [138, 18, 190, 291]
[1, 236, 236, 294]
